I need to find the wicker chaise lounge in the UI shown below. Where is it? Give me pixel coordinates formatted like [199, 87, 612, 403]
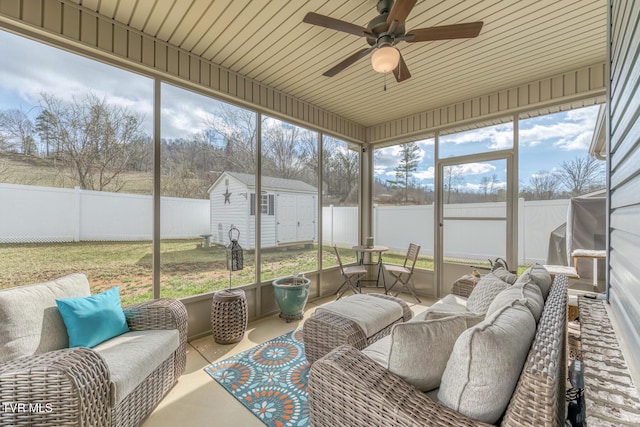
[308, 274, 568, 426]
[0, 273, 187, 427]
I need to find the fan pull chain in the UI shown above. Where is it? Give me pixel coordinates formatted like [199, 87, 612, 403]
[384, 73, 387, 91]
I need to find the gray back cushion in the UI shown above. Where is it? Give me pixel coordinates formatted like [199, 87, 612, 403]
[438, 300, 536, 424]
[492, 266, 517, 284]
[362, 316, 475, 392]
[518, 264, 552, 300]
[465, 272, 511, 315]
[0, 274, 91, 362]
[487, 273, 545, 322]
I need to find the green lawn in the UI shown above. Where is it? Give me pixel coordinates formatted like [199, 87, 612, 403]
[1, 239, 531, 306]
[0, 240, 436, 305]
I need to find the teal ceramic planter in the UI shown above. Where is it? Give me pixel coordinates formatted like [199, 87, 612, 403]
[272, 276, 311, 322]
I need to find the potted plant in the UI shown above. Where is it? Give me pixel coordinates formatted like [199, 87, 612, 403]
[272, 271, 311, 322]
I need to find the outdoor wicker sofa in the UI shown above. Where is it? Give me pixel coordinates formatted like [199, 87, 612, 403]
[0, 273, 188, 427]
[308, 273, 568, 426]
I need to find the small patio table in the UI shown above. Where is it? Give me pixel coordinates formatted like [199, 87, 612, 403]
[352, 245, 388, 292]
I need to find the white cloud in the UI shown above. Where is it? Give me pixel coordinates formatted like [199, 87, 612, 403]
[374, 143, 427, 169]
[414, 167, 435, 180]
[455, 162, 496, 176]
[440, 124, 513, 150]
[520, 105, 599, 151]
[553, 130, 594, 150]
[373, 168, 385, 177]
[463, 182, 484, 192]
[418, 138, 435, 147]
[0, 30, 155, 132]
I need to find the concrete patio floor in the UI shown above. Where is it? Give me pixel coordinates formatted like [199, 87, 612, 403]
[142, 290, 435, 427]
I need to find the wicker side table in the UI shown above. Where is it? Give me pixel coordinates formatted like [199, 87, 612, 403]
[211, 289, 248, 344]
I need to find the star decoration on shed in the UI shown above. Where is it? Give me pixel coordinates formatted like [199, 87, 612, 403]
[223, 188, 231, 204]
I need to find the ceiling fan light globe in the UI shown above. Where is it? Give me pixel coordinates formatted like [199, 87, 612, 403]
[371, 46, 400, 73]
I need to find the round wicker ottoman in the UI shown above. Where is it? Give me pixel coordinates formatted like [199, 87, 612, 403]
[211, 289, 248, 344]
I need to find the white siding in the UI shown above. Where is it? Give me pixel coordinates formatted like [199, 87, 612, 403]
[261, 192, 277, 248]
[208, 176, 309, 249]
[607, 0, 640, 370]
[210, 176, 250, 248]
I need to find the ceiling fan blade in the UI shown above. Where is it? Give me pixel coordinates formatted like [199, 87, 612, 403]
[393, 52, 411, 82]
[406, 22, 484, 42]
[386, 0, 417, 28]
[303, 12, 370, 37]
[323, 47, 374, 77]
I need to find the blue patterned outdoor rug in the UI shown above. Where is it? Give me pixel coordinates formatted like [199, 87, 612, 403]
[204, 329, 310, 427]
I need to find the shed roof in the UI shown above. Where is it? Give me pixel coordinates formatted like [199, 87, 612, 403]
[208, 171, 317, 194]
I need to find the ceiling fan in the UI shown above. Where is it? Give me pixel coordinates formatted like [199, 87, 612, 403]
[303, 0, 483, 82]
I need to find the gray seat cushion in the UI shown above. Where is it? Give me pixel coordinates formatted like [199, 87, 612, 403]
[0, 273, 90, 362]
[314, 294, 403, 337]
[412, 294, 468, 321]
[93, 329, 180, 405]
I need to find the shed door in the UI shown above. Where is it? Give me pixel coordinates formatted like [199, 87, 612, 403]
[296, 195, 316, 241]
[277, 193, 297, 244]
[277, 193, 316, 244]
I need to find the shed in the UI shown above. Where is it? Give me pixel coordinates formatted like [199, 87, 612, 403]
[207, 171, 317, 249]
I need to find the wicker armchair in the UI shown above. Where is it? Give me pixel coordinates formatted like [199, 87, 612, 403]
[0, 275, 187, 427]
[308, 275, 568, 427]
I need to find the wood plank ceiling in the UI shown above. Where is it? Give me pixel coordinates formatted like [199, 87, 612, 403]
[71, 0, 607, 128]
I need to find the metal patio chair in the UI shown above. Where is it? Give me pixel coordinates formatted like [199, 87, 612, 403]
[384, 243, 421, 303]
[334, 245, 367, 300]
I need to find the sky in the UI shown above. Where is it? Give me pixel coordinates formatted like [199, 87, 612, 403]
[374, 106, 601, 192]
[0, 29, 601, 190]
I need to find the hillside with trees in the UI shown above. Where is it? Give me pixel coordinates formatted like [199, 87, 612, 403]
[0, 92, 359, 204]
[374, 141, 605, 204]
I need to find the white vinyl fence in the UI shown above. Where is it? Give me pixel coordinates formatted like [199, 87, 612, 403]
[0, 183, 209, 242]
[1, 183, 569, 264]
[322, 199, 570, 265]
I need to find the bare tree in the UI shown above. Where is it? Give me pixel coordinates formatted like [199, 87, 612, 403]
[160, 132, 223, 198]
[323, 139, 359, 204]
[0, 108, 37, 155]
[557, 155, 604, 196]
[444, 165, 465, 203]
[205, 105, 257, 174]
[527, 170, 561, 200]
[262, 120, 311, 180]
[38, 93, 147, 191]
[477, 173, 500, 201]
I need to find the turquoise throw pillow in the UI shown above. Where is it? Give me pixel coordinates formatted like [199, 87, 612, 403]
[56, 286, 130, 348]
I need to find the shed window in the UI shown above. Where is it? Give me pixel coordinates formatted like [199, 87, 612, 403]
[250, 193, 274, 216]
